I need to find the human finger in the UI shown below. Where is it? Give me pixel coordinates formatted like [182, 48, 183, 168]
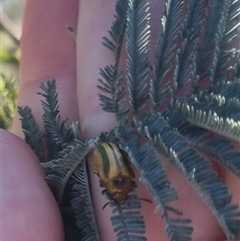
[1, 130, 64, 241]
[76, 1, 169, 240]
[76, 1, 239, 241]
[11, 0, 79, 137]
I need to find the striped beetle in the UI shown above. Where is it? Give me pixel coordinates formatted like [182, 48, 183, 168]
[92, 142, 134, 203]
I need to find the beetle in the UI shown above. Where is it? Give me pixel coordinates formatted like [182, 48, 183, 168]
[92, 142, 134, 203]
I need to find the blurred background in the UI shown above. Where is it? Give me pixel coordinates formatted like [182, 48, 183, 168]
[1, 0, 25, 129]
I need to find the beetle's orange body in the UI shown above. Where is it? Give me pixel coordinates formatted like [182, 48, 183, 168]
[93, 142, 134, 203]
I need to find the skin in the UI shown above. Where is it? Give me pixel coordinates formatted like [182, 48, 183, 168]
[1, 0, 239, 240]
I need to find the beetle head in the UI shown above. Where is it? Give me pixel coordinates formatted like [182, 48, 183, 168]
[105, 176, 133, 203]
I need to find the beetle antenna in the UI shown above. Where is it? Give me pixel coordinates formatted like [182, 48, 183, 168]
[137, 197, 152, 204]
[102, 198, 152, 210]
[102, 201, 112, 210]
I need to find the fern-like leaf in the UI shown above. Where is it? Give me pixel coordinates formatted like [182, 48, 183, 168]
[151, 0, 184, 108]
[18, 106, 45, 162]
[221, 0, 240, 47]
[70, 165, 101, 241]
[195, 0, 232, 90]
[126, 0, 151, 114]
[45, 139, 97, 204]
[172, 98, 240, 142]
[203, 138, 240, 177]
[137, 112, 240, 239]
[171, 0, 207, 94]
[38, 79, 73, 158]
[108, 191, 147, 241]
[166, 112, 240, 178]
[117, 125, 193, 241]
[214, 0, 240, 88]
[98, 0, 129, 123]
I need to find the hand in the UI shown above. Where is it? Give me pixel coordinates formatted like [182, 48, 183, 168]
[2, 1, 239, 241]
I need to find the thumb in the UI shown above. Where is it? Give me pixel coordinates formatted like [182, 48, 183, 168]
[1, 130, 64, 241]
